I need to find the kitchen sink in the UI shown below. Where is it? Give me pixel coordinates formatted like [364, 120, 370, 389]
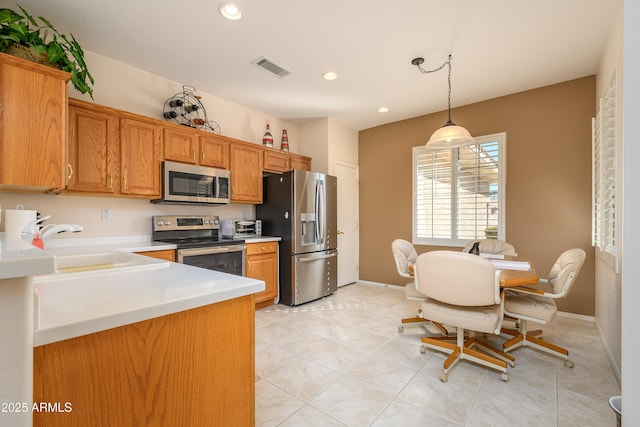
[35, 251, 169, 281]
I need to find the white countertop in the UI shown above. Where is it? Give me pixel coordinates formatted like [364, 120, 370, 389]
[0, 234, 56, 279]
[243, 236, 281, 243]
[0, 233, 265, 347]
[33, 258, 263, 346]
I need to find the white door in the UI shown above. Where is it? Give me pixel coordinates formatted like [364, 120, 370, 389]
[334, 161, 358, 286]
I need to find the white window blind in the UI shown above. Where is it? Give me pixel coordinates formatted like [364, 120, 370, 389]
[413, 133, 505, 246]
[592, 73, 618, 271]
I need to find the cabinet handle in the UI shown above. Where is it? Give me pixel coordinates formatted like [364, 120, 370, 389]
[108, 174, 113, 190]
[67, 163, 73, 181]
[192, 149, 196, 161]
[247, 259, 251, 272]
[201, 150, 205, 163]
[261, 246, 266, 251]
[123, 175, 127, 191]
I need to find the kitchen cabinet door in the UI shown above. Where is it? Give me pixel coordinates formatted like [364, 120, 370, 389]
[263, 150, 311, 173]
[289, 153, 311, 171]
[67, 100, 118, 193]
[163, 126, 198, 164]
[0, 53, 69, 191]
[263, 150, 290, 173]
[200, 134, 229, 168]
[246, 242, 278, 305]
[135, 249, 175, 262]
[33, 295, 255, 427]
[229, 142, 263, 203]
[120, 118, 162, 197]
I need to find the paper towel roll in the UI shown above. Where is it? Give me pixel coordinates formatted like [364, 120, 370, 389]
[4, 209, 37, 241]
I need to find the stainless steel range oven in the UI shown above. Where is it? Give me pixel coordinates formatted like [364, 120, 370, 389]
[152, 215, 246, 276]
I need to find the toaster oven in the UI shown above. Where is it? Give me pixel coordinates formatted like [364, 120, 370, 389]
[221, 219, 262, 238]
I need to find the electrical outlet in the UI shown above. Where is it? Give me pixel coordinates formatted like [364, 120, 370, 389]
[101, 209, 111, 222]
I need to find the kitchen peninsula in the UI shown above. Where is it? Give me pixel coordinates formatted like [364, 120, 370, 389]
[0, 234, 263, 427]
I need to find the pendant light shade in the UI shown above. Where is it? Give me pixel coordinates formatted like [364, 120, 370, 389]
[427, 121, 475, 149]
[411, 55, 475, 150]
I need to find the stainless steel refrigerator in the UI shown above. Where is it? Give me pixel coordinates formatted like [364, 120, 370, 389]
[257, 170, 337, 306]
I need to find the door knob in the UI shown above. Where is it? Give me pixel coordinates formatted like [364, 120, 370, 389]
[337, 230, 345, 235]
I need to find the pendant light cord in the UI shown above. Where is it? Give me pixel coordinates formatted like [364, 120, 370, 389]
[446, 55, 452, 124]
[413, 54, 454, 125]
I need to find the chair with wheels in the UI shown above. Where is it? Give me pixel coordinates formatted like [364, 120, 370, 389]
[392, 239, 447, 335]
[416, 250, 513, 382]
[502, 248, 586, 368]
[463, 239, 517, 257]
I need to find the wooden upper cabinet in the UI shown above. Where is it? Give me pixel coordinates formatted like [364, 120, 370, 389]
[67, 100, 118, 193]
[263, 150, 311, 173]
[229, 142, 263, 203]
[0, 53, 70, 191]
[200, 134, 229, 168]
[290, 153, 311, 171]
[163, 126, 198, 164]
[163, 126, 229, 169]
[120, 118, 162, 197]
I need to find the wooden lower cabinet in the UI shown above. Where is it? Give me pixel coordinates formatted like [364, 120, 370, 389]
[135, 249, 176, 262]
[33, 295, 255, 427]
[246, 241, 278, 306]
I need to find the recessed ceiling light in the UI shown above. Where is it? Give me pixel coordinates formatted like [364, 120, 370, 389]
[218, 3, 243, 20]
[322, 71, 338, 81]
[377, 107, 390, 113]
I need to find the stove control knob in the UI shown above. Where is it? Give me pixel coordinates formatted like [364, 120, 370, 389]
[163, 220, 170, 226]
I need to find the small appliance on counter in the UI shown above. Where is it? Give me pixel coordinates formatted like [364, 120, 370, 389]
[220, 219, 262, 239]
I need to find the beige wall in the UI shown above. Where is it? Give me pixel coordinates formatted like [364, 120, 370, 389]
[359, 76, 596, 316]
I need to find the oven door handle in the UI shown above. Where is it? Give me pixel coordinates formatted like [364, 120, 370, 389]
[178, 244, 246, 257]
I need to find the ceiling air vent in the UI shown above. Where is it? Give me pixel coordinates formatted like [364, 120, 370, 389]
[252, 57, 291, 78]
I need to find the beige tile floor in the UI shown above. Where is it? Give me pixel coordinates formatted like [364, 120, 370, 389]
[255, 282, 620, 426]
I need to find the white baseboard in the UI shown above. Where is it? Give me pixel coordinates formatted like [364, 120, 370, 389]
[556, 311, 595, 322]
[356, 280, 404, 290]
[595, 320, 622, 386]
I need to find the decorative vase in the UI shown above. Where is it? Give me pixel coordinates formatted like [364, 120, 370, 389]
[280, 129, 289, 152]
[263, 124, 273, 147]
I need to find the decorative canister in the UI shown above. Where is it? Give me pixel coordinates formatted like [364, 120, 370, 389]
[281, 129, 289, 152]
[262, 124, 273, 147]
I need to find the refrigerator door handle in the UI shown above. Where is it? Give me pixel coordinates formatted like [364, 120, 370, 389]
[297, 251, 338, 262]
[316, 180, 325, 245]
[314, 179, 321, 244]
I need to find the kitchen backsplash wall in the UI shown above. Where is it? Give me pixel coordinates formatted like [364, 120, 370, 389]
[0, 192, 254, 239]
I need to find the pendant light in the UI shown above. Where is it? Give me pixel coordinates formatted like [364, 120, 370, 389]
[411, 55, 475, 150]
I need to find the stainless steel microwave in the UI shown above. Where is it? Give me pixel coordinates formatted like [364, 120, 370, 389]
[152, 161, 230, 205]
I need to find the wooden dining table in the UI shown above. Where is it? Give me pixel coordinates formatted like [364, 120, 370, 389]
[408, 255, 539, 288]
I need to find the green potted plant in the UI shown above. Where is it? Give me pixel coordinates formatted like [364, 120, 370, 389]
[0, 4, 93, 98]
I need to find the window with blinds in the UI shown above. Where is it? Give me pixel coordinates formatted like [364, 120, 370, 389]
[592, 73, 618, 271]
[413, 133, 505, 246]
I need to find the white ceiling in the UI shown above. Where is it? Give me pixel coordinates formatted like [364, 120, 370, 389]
[6, 0, 620, 131]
